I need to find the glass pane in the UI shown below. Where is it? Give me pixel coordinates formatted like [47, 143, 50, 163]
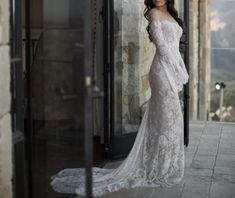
[113, 1, 186, 136]
[22, 0, 104, 197]
[113, 1, 153, 136]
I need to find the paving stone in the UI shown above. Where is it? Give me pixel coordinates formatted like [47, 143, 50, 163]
[128, 187, 155, 198]
[204, 125, 222, 132]
[190, 134, 203, 138]
[181, 175, 210, 195]
[197, 143, 219, 150]
[218, 147, 235, 155]
[199, 139, 220, 145]
[190, 129, 204, 134]
[188, 140, 200, 147]
[216, 154, 235, 161]
[221, 132, 235, 138]
[212, 173, 235, 183]
[189, 120, 206, 125]
[185, 146, 197, 154]
[97, 189, 131, 198]
[209, 181, 235, 198]
[190, 130, 202, 135]
[151, 184, 183, 198]
[203, 128, 221, 134]
[185, 152, 195, 168]
[220, 138, 235, 145]
[205, 121, 223, 127]
[214, 166, 235, 176]
[196, 148, 218, 156]
[190, 161, 213, 170]
[219, 142, 235, 148]
[200, 136, 220, 142]
[191, 155, 216, 169]
[215, 159, 235, 168]
[188, 148, 200, 153]
[222, 126, 235, 133]
[181, 192, 209, 198]
[184, 167, 213, 177]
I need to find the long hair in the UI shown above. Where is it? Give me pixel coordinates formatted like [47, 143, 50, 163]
[144, 0, 184, 42]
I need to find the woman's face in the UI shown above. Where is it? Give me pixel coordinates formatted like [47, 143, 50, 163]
[153, 0, 167, 7]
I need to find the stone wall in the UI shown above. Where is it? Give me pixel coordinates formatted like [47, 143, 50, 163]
[0, 0, 13, 197]
[189, 0, 211, 120]
[198, 0, 211, 120]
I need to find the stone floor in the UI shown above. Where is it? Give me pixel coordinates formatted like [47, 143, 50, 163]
[76, 121, 235, 198]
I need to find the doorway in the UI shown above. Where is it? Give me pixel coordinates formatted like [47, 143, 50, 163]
[12, 0, 106, 197]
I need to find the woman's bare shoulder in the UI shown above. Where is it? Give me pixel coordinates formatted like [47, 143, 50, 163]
[147, 8, 161, 22]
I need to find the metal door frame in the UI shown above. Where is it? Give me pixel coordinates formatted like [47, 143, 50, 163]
[183, 0, 190, 147]
[10, 0, 28, 197]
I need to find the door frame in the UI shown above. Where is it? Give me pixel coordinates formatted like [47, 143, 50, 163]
[10, 0, 29, 197]
[183, 0, 190, 147]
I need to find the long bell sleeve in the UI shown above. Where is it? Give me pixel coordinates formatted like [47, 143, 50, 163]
[149, 20, 173, 57]
[148, 20, 189, 92]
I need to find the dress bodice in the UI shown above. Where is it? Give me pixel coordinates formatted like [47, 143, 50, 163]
[149, 20, 183, 47]
[148, 19, 189, 93]
[148, 20, 183, 57]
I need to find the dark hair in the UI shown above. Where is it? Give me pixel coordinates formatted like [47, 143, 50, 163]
[144, 0, 184, 42]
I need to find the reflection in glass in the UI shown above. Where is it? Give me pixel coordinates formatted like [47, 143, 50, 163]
[113, 1, 154, 136]
[24, 0, 104, 197]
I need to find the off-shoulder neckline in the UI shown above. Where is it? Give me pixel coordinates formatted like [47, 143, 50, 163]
[148, 20, 178, 26]
[148, 20, 183, 32]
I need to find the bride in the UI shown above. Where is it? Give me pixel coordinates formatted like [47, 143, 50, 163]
[50, 0, 189, 196]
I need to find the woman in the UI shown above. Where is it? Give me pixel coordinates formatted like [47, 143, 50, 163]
[50, 0, 189, 196]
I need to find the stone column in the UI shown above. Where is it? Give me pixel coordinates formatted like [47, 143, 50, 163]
[198, 0, 211, 120]
[0, 0, 13, 197]
[189, 0, 199, 120]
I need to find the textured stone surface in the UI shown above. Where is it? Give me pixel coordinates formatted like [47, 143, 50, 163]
[0, 46, 11, 118]
[0, 1, 12, 197]
[0, 0, 9, 44]
[189, 0, 199, 120]
[189, 0, 211, 121]
[198, 0, 211, 120]
[0, 114, 12, 198]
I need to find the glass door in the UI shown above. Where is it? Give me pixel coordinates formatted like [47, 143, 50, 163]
[22, 0, 104, 197]
[106, 0, 153, 158]
[105, 0, 190, 158]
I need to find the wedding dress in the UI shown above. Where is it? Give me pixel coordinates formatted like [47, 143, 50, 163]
[50, 13, 189, 197]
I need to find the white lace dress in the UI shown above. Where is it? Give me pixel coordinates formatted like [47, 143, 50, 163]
[50, 18, 189, 197]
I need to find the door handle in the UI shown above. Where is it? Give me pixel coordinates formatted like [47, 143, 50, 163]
[92, 85, 104, 98]
[55, 87, 78, 100]
[55, 86, 104, 100]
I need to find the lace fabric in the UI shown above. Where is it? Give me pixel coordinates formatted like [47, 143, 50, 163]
[50, 13, 189, 197]
[149, 19, 189, 93]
